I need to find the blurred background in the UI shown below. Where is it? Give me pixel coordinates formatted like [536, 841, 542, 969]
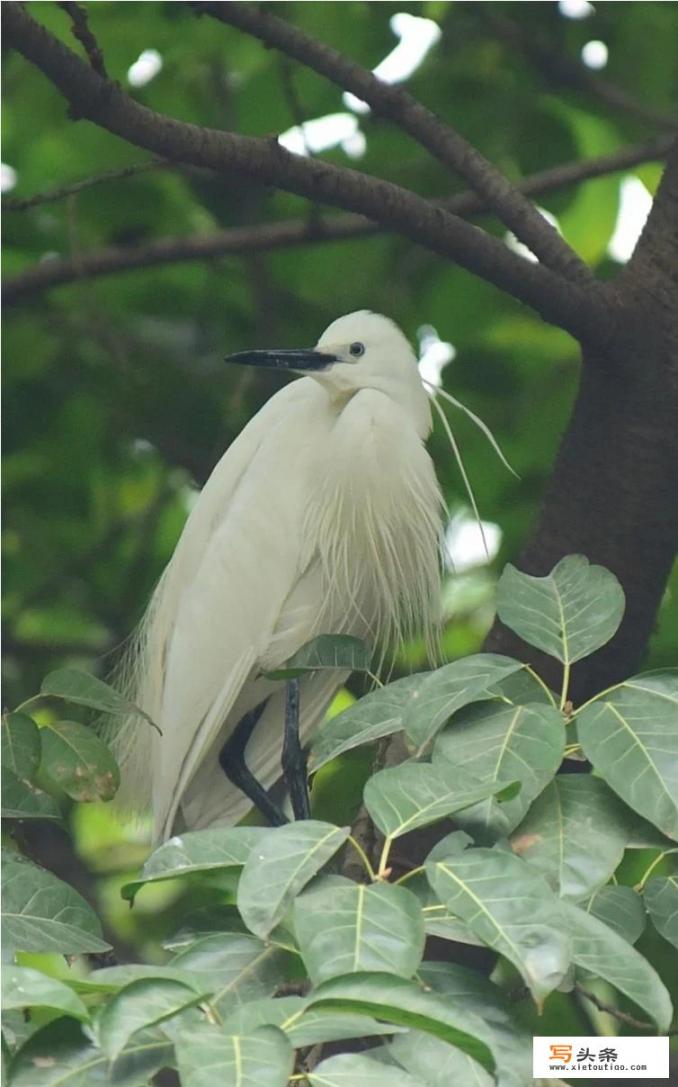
[3, 0, 677, 977]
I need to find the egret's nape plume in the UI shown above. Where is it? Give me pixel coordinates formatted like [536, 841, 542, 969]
[113, 312, 446, 841]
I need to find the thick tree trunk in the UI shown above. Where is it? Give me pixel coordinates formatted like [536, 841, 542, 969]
[485, 150, 678, 701]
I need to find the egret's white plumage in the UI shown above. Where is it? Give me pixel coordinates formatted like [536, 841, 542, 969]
[115, 312, 444, 841]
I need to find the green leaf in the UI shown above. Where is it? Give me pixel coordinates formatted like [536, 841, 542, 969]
[307, 972, 495, 1072]
[8, 1017, 174, 1086]
[40, 668, 160, 733]
[68, 963, 205, 994]
[175, 1024, 294, 1087]
[308, 1052, 422, 1086]
[40, 720, 119, 802]
[509, 776, 629, 900]
[310, 654, 524, 770]
[237, 820, 349, 939]
[1, 712, 41, 780]
[97, 978, 206, 1061]
[122, 825, 267, 901]
[426, 849, 570, 1003]
[585, 885, 646, 945]
[1, 767, 62, 821]
[310, 675, 421, 770]
[2, 857, 110, 955]
[364, 762, 510, 840]
[561, 899, 673, 1032]
[263, 634, 371, 679]
[433, 702, 565, 838]
[222, 996, 404, 1047]
[169, 933, 296, 1015]
[391, 1029, 494, 1087]
[577, 672, 678, 840]
[2, 965, 88, 1021]
[644, 876, 678, 949]
[401, 655, 527, 751]
[294, 875, 425, 984]
[496, 555, 625, 665]
[419, 961, 532, 1087]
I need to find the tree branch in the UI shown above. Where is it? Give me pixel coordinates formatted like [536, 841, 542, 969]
[57, 0, 107, 79]
[2, 157, 168, 212]
[3, 2, 606, 344]
[4, 137, 671, 306]
[194, 0, 591, 286]
[574, 983, 655, 1033]
[468, 3, 678, 134]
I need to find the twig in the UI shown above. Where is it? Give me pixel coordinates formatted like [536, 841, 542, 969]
[4, 137, 669, 307]
[57, 1, 107, 78]
[2, 158, 169, 211]
[575, 983, 655, 1032]
[193, 1, 590, 286]
[467, 3, 678, 134]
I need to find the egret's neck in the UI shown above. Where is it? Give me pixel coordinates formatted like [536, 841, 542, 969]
[319, 373, 433, 440]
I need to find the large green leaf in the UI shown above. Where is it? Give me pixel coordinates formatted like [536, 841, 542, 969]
[40, 668, 159, 732]
[509, 776, 629, 900]
[237, 820, 348, 939]
[433, 702, 565, 838]
[310, 675, 421, 770]
[561, 900, 673, 1032]
[306, 973, 495, 1072]
[419, 961, 532, 1087]
[391, 1029, 494, 1087]
[1, 768, 62, 821]
[169, 933, 296, 1015]
[310, 654, 524, 769]
[68, 963, 206, 994]
[122, 825, 267, 901]
[96, 978, 206, 1060]
[585, 885, 646, 945]
[2, 965, 88, 1021]
[175, 1024, 294, 1087]
[308, 1052, 422, 1086]
[495, 555, 625, 665]
[8, 1018, 174, 1087]
[2, 856, 110, 955]
[264, 634, 371, 679]
[221, 995, 404, 1047]
[294, 875, 425, 984]
[426, 849, 570, 1003]
[1, 712, 41, 780]
[40, 720, 120, 802]
[364, 762, 510, 841]
[577, 672, 678, 840]
[400, 655, 527, 750]
[644, 876, 678, 950]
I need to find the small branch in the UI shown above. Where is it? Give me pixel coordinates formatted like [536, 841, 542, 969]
[575, 983, 655, 1032]
[2, 158, 168, 212]
[3, 2, 605, 343]
[468, 3, 678, 134]
[57, 1, 107, 78]
[5, 137, 669, 307]
[194, 1, 590, 286]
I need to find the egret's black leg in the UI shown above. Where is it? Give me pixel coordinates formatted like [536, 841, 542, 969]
[282, 678, 310, 820]
[219, 699, 287, 826]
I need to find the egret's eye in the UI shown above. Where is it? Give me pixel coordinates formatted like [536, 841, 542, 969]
[349, 341, 365, 358]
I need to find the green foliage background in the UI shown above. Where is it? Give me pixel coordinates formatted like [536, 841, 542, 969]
[3, 2, 678, 1071]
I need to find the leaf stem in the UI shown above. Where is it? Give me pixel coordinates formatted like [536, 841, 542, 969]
[395, 865, 424, 886]
[12, 695, 43, 714]
[569, 680, 624, 720]
[559, 662, 571, 712]
[377, 836, 393, 879]
[347, 835, 377, 881]
[524, 665, 557, 708]
[635, 848, 678, 892]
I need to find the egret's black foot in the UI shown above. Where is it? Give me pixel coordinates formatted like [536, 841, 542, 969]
[282, 678, 310, 820]
[219, 699, 288, 826]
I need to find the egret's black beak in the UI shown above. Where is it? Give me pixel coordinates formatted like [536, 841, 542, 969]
[224, 348, 336, 372]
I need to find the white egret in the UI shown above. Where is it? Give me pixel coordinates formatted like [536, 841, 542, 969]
[114, 311, 446, 840]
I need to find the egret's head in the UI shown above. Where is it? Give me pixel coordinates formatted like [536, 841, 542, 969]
[225, 310, 431, 435]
